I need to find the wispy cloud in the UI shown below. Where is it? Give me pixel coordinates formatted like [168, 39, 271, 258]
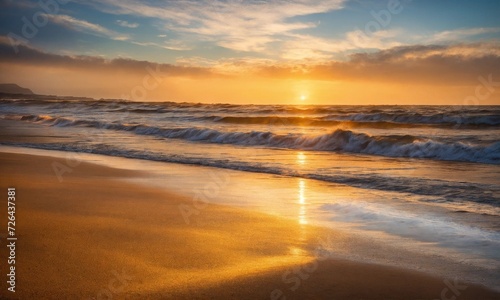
[45, 14, 129, 41]
[116, 20, 139, 28]
[132, 39, 191, 51]
[281, 29, 402, 60]
[375, 42, 500, 60]
[79, 0, 346, 52]
[176, 56, 278, 75]
[429, 27, 500, 42]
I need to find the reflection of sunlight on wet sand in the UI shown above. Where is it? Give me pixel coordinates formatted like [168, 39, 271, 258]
[289, 178, 310, 257]
[298, 179, 307, 225]
[296, 151, 308, 225]
[289, 151, 310, 256]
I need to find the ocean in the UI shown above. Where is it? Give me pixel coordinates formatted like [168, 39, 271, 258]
[0, 96, 499, 289]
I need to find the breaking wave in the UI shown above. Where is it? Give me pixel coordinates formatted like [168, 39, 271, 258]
[202, 113, 500, 128]
[13, 114, 500, 164]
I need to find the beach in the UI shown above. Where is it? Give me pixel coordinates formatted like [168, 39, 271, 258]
[2, 0, 500, 298]
[1, 150, 499, 299]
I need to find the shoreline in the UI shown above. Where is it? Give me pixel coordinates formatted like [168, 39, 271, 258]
[0, 149, 499, 299]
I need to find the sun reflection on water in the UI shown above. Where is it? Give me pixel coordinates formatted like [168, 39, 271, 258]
[297, 151, 306, 165]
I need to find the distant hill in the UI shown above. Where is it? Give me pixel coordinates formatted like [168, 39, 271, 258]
[0, 83, 34, 95]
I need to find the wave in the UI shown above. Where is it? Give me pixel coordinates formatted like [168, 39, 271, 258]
[321, 112, 500, 127]
[3, 98, 500, 126]
[103, 106, 500, 127]
[1, 140, 499, 215]
[200, 115, 500, 128]
[203, 115, 413, 128]
[321, 202, 500, 256]
[12, 114, 500, 164]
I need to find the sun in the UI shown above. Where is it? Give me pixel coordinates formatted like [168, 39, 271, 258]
[300, 95, 307, 101]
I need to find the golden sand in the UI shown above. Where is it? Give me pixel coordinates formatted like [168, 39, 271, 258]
[0, 152, 498, 299]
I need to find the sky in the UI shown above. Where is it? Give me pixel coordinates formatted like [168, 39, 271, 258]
[0, 0, 499, 104]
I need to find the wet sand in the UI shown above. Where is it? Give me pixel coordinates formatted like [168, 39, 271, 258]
[0, 151, 499, 299]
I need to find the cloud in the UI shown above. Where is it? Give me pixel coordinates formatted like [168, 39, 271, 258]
[1, 36, 498, 86]
[132, 39, 192, 51]
[45, 14, 129, 41]
[116, 20, 139, 28]
[176, 56, 278, 75]
[77, 0, 406, 56]
[281, 29, 402, 60]
[293, 42, 500, 84]
[1, 0, 39, 9]
[78, 0, 346, 52]
[429, 27, 500, 42]
[131, 41, 500, 85]
[0, 37, 211, 77]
